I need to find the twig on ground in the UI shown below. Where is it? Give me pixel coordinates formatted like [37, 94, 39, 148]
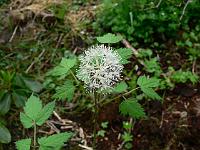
[25, 49, 45, 73]
[121, 38, 138, 56]
[9, 26, 18, 42]
[53, 111, 66, 124]
[78, 144, 93, 150]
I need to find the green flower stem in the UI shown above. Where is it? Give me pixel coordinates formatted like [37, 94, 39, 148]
[101, 87, 140, 106]
[92, 92, 99, 149]
[33, 122, 37, 150]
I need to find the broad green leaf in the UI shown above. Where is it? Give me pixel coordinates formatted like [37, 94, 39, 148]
[97, 33, 123, 43]
[53, 81, 75, 101]
[36, 101, 55, 126]
[20, 112, 33, 128]
[0, 123, 11, 143]
[23, 77, 43, 93]
[12, 92, 26, 107]
[0, 93, 11, 115]
[38, 132, 73, 149]
[137, 76, 160, 88]
[47, 58, 77, 76]
[24, 95, 42, 120]
[115, 48, 133, 64]
[119, 99, 146, 119]
[113, 81, 128, 93]
[16, 138, 31, 150]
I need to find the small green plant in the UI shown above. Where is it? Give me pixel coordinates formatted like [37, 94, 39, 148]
[121, 121, 133, 150]
[15, 95, 73, 150]
[46, 33, 162, 149]
[97, 121, 109, 137]
[171, 69, 199, 84]
[0, 70, 43, 145]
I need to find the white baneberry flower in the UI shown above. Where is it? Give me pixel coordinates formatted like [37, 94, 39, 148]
[76, 45, 123, 92]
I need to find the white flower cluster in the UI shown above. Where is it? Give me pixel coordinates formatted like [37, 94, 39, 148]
[77, 45, 123, 92]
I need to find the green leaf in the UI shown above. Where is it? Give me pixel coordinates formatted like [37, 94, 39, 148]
[137, 76, 160, 88]
[12, 92, 26, 107]
[47, 58, 77, 76]
[36, 101, 55, 126]
[113, 81, 128, 93]
[115, 48, 133, 64]
[119, 99, 146, 119]
[141, 87, 162, 100]
[122, 132, 133, 142]
[137, 76, 161, 100]
[16, 139, 31, 150]
[38, 132, 73, 149]
[24, 95, 42, 120]
[0, 123, 11, 143]
[53, 80, 75, 101]
[20, 112, 33, 128]
[0, 93, 11, 115]
[22, 77, 43, 93]
[97, 33, 123, 43]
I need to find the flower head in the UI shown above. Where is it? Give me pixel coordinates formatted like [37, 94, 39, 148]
[76, 45, 123, 92]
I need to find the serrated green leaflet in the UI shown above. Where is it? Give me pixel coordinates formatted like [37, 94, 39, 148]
[115, 48, 133, 64]
[97, 33, 123, 43]
[47, 58, 77, 76]
[113, 81, 128, 93]
[38, 132, 73, 149]
[141, 87, 162, 100]
[16, 139, 31, 150]
[20, 112, 33, 128]
[119, 99, 146, 119]
[53, 80, 75, 101]
[137, 76, 160, 88]
[24, 95, 42, 120]
[36, 101, 55, 126]
[21, 95, 55, 128]
[137, 76, 162, 100]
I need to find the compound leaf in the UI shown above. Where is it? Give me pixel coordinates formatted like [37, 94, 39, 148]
[20, 112, 33, 128]
[137, 76, 161, 100]
[47, 58, 76, 76]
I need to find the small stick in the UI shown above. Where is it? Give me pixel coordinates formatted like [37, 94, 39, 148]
[121, 38, 138, 56]
[9, 26, 18, 42]
[53, 111, 66, 124]
[78, 144, 93, 150]
[25, 49, 45, 73]
[180, 0, 192, 21]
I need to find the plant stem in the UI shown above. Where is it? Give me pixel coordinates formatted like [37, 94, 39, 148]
[33, 122, 37, 150]
[70, 70, 79, 85]
[92, 92, 99, 149]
